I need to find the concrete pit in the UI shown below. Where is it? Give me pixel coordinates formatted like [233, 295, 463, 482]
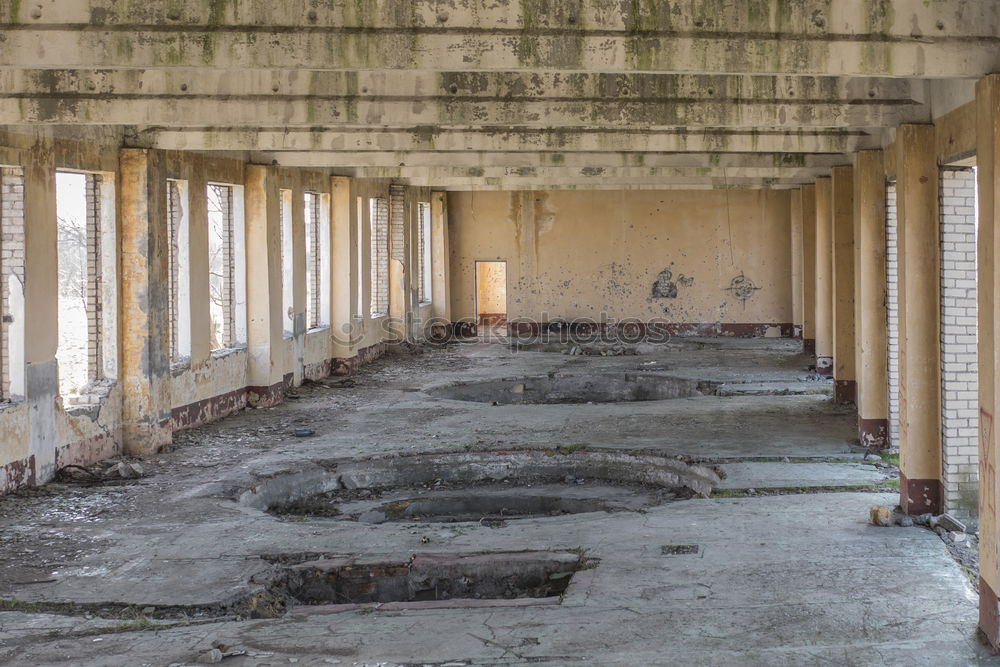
[278, 551, 584, 610]
[270, 481, 680, 523]
[241, 450, 722, 521]
[427, 373, 717, 404]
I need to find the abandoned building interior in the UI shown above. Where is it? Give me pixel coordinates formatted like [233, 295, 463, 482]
[4, 1, 1000, 664]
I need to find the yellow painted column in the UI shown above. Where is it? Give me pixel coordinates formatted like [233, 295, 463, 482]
[119, 149, 172, 455]
[814, 177, 834, 374]
[895, 124, 942, 515]
[831, 166, 856, 403]
[975, 73, 1000, 649]
[790, 189, 804, 339]
[330, 176, 355, 359]
[853, 150, 889, 448]
[22, 141, 59, 479]
[244, 165, 285, 406]
[801, 184, 817, 356]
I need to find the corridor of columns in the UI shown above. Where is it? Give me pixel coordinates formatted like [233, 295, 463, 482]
[0, 2, 999, 664]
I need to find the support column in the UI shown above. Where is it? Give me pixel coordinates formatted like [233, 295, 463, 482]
[22, 143, 58, 481]
[853, 150, 889, 448]
[119, 149, 172, 454]
[790, 189, 804, 340]
[975, 73, 1000, 649]
[331, 176, 355, 358]
[814, 177, 834, 374]
[896, 124, 942, 515]
[244, 165, 285, 406]
[831, 166, 856, 403]
[801, 185, 817, 356]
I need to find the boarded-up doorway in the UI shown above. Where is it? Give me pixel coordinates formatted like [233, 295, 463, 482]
[475, 261, 507, 331]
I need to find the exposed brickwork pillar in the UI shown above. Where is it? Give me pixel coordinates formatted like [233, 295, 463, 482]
[939, 167, 980, 520]
[119, 149, 172, 455]
[790, 189, 804, 340]
[84, 173, 103, 382]
[886, 183, 901, 448]
[0, 168, 25, 402]
[895, 124, 942, 516]
[801, 184, 817, 356]
[853, 150, 888, 449]
[831, 166, 856, 404]
[814, 177, 834, 374]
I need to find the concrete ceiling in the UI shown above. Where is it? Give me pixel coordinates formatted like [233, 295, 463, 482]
[1, 0, 997, 190]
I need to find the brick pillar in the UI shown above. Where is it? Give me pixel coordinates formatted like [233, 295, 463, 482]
[0, 168, 25, 402]
[831, 166, 856, 403]
[886, 183, 901, 448]
[939, 167, 980, 520]
[84, 174, 103, 381]
[896, 124, 942, 516]
[790, 189, 804, 340]
[975, 72, 1000, 651]
[853, 150, 888, 448]
[814, 177, 834, 374]
[388, 184, 407, 340]
[801, 184, 817, 356]
[119, 149, 172, 455]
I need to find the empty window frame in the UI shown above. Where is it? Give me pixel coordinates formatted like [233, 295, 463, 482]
[55, 170, 117, 401]
[304, 192, 331, 329]
[418, 201, 432, 304]
[207, 183, 247, 351]
[279, 189, 294, 337]
[369, 197, 389, 318]
[167, 179, 191, 363]
[0, 167, 25, 402]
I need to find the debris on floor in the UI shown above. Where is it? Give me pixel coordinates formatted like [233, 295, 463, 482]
[55, 459, 146, 484]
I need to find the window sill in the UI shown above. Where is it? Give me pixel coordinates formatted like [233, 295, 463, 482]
[0, 398, 24, 413]
[211, 345, 248, 361]
[307, 325, 331, 335]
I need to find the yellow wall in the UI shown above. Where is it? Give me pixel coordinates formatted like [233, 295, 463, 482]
[449, 189, 792, 325]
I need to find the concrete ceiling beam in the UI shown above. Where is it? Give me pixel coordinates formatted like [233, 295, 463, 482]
[0, 69, 925, 104]
[2, 97, 925, 127]
[385, 177, 811, 189]
[250, 150, 849, 170]
[331, 165, 830, 181]
[1, 28, 994, 77]
[124, 126, 873, 154]
[13, 0, 999, 39]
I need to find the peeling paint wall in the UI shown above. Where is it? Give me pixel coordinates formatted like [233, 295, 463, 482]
[0, 128, 417, 493]
[448, 189, 792, 329]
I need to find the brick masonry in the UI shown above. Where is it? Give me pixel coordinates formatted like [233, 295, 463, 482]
[886, 183, 900, 449]
[167, 179, 181, 361]
[939, 167, 979, 520]
[85, 173, 103, 381]
[0, 168, 24, 402]
[370, 197, 389, 317]
[305, 192, 322, 329]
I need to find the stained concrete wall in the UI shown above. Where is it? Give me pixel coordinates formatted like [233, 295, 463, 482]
[0, 129, 433, 494]
[448, 189, 792, 333]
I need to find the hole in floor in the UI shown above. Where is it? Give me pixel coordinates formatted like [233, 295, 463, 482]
[271, 481, 689, 523]
[426, 373, 717, 404]
[243, 450, 723, 521]
[243, 551, 591, 617]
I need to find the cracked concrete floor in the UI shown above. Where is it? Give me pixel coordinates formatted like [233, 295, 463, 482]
[0, 338, 995, 666]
